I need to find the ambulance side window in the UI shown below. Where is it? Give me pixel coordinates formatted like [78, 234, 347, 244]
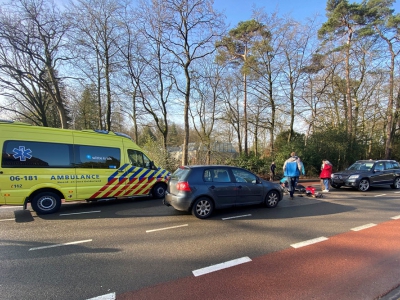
[2, 140, 72, 168]
[128, 150, 152, 169]
[74, 145, 120, 169]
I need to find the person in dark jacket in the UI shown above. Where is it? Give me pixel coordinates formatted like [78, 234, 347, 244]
[270, 162, 276, 181]
[283, 152, 303, 200]
[320, 159, 333, 192]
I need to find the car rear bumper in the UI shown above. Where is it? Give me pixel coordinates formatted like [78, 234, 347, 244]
[164, 191, 193, 212]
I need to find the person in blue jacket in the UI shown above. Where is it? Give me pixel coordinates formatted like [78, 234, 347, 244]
[283, 152, 303, 200]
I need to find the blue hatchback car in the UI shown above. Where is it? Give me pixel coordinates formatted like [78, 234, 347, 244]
[163, 165, 283, 219]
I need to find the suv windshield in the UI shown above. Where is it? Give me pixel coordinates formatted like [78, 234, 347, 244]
[348, 162, 373, 171]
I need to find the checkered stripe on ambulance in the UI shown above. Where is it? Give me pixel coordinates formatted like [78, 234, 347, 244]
[90, 164, 170, 199]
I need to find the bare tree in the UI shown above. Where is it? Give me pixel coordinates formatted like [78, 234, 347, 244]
[319, 0, 365, 138]
[129, 0, 176, 150]
[0, 0, 70, 127]
[66, 0, 125, 130]
[249, 13, 287, 157]
[190, 59, 225, 164]
[217, 19, 270, 155]
[364, 0, 400, 159]
[161, 0, 225, 165]
[220, 74, 243, 154]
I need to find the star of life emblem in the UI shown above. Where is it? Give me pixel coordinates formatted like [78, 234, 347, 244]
[13, 146, 33, 161]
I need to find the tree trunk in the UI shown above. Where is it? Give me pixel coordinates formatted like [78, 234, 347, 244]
[182, 64, 191, 166]
[243, 73, 248, 155]
[345, 32, 353, 137]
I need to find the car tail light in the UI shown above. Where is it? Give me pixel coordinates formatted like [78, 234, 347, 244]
[176, 181, 191, 192]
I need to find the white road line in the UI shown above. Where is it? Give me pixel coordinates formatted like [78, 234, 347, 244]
[391, 215, 400, 220]
[0, 206, 23, 209]
[0, 218, 15, 222]
[351, 223, 376, 231]
[146, 224, 188, 233]
[291, 237, 328, 249]
[192, 256, 252, 277]
[87, 292, 116, 300]
[60, 211, 101, 216]
[395, 192, 400, 194]
[222, 214, 252, 220]
[29, 239, 92, 251]
[374, 194, 386, 197]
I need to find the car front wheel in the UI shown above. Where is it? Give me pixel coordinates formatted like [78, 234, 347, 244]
[358, 179, 370, 191]
[192, 197, 214, 219]
[265, 190, 279, 208]
[390, 177, 400, 189]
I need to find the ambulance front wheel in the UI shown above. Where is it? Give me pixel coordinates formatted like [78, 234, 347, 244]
[31, 192, 62, 215]
[152, 183, 166, 199]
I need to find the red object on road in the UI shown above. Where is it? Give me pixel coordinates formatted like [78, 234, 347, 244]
[306, 186, 316, 195]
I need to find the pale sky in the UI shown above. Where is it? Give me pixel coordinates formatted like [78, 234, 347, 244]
[214, 0, 400, 28]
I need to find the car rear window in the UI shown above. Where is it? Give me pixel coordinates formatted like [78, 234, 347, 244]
[171, 167, 190, 181]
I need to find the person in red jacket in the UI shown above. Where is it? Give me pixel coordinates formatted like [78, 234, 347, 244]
[320, 159, 333, 192]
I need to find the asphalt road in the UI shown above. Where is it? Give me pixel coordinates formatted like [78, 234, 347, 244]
[1, 184, 400, 300]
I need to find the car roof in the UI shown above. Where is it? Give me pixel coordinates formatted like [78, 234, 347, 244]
[356, 160, 397, 163]
[179, 165, 234, 168]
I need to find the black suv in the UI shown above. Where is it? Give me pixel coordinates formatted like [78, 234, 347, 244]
[330, 160, 400, 191]
[164, 165, 283, 219]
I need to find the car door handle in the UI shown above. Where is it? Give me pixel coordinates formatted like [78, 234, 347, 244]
[210, 186, 215, 189]
[237, 185, 243, 189]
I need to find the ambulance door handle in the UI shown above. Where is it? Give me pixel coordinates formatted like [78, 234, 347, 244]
[118, 169, 124, 173]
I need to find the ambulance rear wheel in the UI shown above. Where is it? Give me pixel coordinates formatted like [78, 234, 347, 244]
[31, 192, 61, 215]
[151, 183, 166, 199]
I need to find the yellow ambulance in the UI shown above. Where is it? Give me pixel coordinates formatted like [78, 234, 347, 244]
[0, 120, 170, 214]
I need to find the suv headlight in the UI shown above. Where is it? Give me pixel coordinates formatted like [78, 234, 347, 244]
[348, 175, 360, 180]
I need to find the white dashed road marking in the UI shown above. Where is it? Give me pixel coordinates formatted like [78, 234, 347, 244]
[374, 194, 386, 197]
[146, 224, 188, 233]
[87, 292, 116, 300]
[291, 237, 329, 249]
[391, 215, 400, 220]
[60, 210, 101, 216]
[192, 256, 252, 277]
[222, 214, 252, 220]
[29, 239, 92, 251]
[0, 218, 15, 222]
[351, 223, 376, 231]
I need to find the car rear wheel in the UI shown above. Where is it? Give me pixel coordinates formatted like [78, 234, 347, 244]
[192, 197, 214, 219]
[330, 183, 342, 189]
[265, 190, 279, 208]
[390, 177, 400, 189]
[31, 192, 61, 214]
[358, 179, 370, 191]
